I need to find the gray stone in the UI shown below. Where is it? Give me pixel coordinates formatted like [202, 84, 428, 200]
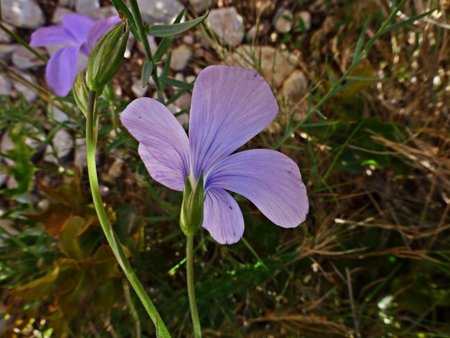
[75, 0, 100, 17]
[52, 7, 74, 24]
[1, 0, 45, 29]
[131, 80, 148, 97]
[44, 129, 74, 163]
[91, 6, 118, 20]
[279, 69, 308, 106]
[189, 0, 211, 13]
[175, 92, 191, 110]
[74, 138, 86, 167]
[293, 11, 311, 33]
[137, 0, 183, 24]
[0, 21, 15, 43]
[273, 8, 293, 34]
[12, 45, 46, 69]
[58, 0, 75, 8]
[0, 74, 12, 96]
[247, 20, 270, 41]
[0, 44, 19, 63]
[13, 70, 38, 102]
[226, 45, 297, 88]
[170, 44, 192, 71]
[208, 7, 244, 47]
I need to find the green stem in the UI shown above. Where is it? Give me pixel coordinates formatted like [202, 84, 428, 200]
[186, 235, 201, 337]
[86, 91, 171, 338]
[127, 0, 165, 103]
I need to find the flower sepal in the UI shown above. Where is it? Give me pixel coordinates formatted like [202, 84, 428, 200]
[73, 70, 89, 116]
[87, 21, 130, 94]
[180, 175, 204, 237]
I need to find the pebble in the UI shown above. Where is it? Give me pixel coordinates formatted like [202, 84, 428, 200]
[11, 45, 46, 69]
[52, 7, 74, 24]
[175, 92, 192, 110]
[13, 70, 38, 102]
[254, 0, 276, 17]
[91, 6, 118, 20]
[137, 0, 183, 24]
[170, 44, 192, 71]
[208, 7, 244, 47]
[1, 0, 45, 29]
[189, 0, 211, 13]
[226, 45, 297, 88]
[247, 20, 270, 41]
[294, 11, 312, 33]
[0, 74, 13, 96]
[0, 44, 19, 63]
[58, 0, 75, 8]
[44, 129, 74, 164]
[131, 79, 148, 98]
[48, 104, 70, 123]
[75, 0, 100, 17]
[273, 8, 293, 34]
[185, 75, 196, 83]
[0, 21, 15, 43]
[279, 69, 308, 106]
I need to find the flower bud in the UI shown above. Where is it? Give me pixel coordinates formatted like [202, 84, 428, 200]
[180, 176, 204, 237]
[87, 22, 130, 94]
[73, 70, 89, 116]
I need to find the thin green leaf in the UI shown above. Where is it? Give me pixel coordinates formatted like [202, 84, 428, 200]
[354, 16, 371, 59]
[162, 52, 172, 78]
[384, 7, 438, 34]
[148, 13, 208, 37]
[153, 10, 185, 63]
[159, 76, 194, 90]
[166, 87, 190, 106]
[141, 61, 153, 88]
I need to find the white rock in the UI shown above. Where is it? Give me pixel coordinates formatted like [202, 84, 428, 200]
[137, 0, 183, 24]
[48, 104, 71, 123]
[44, 129, 74, 163]
[294, 11, 311, 32]
[12, 45, 46, 69]
[0, 173, 8, 188]
[189, 0, 211, 13]
[226, 45, 297, 88]
[280, 69, 308, 105]
[273, 8, 293, 33]
[58, 0, 75, 8]
[208, 7, 244, 47]
[182, 34, 194, 45]
[0, 74, 12, 96]
[91, 6, 118, 20]
[148, 66, 163, 86]
[1, 0, 45, 29]
[247, 20, 270, 41]
[75, 0, 100, 17]
[185, 75, 196, 83]
[0, 44, 19, 63]
[132, 79, 148, 97]
[52, 7, 74, 24]
[170, 44, 192, 71]
[0, 21, 15, 43]
[175, 92, 191, 110]
[13, 70, 38, 102]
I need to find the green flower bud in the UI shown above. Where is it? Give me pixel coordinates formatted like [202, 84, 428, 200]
[73, 70, 89, 116]
[87, 22, 130, 94]
[180, 176, 204, 237]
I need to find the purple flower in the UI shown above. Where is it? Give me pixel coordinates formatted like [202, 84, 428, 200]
[30, 14, 122, 97]
[121, 66, 309, 244]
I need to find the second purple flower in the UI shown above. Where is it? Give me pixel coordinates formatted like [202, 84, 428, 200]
[30, 14, 122, 97]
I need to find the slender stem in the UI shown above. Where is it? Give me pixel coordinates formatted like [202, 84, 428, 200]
[127, 0, 164, 103]
[86, 91, 171, 338]
[186, 235, 201, 337]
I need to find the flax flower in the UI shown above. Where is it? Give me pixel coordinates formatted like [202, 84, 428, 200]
[30, 14, 121, 97]
[121, 66, 309, 244]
